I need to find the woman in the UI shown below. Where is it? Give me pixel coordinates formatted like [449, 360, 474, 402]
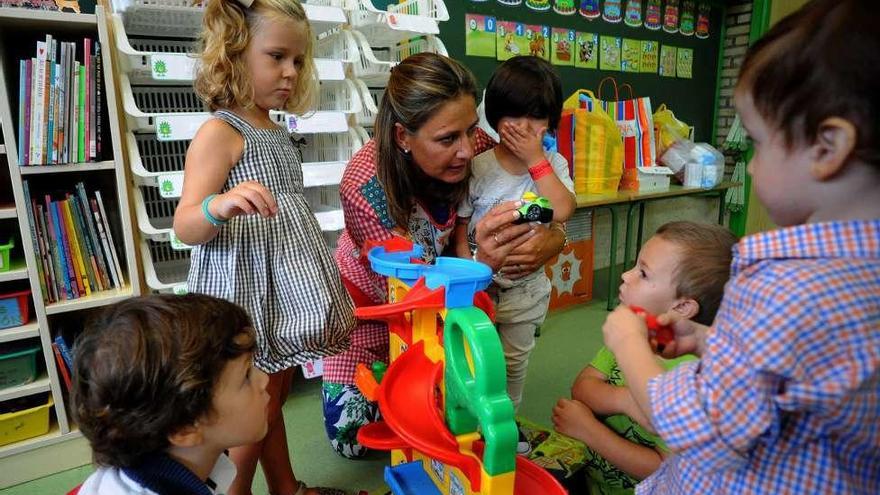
[322, 53, 567, 458]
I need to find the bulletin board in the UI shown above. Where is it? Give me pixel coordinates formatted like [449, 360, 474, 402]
[438, 1, 727, 143]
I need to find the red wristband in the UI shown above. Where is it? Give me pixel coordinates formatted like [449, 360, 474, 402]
[528, 159, 553, 181]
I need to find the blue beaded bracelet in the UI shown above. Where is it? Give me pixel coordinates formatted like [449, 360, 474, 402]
[201, 194, 228, 226]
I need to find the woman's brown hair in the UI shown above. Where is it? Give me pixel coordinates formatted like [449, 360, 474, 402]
[373, 53, 479, 229]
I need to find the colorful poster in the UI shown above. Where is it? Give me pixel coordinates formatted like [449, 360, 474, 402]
[496, 21, 525, 61]
[659, 44, 677, 77]
[641, 40, 659, 73]
[465, 14, 498, 58]
[551, 28, 576, 66]
[526, 24, 551, 60]
[621, 38, 641, 72]
[676, 47, 693, 78]
[575, 32, 599, 69]
[599, 36, 622, 71]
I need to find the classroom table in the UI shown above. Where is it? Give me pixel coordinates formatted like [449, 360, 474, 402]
[575, 181, 740, 310]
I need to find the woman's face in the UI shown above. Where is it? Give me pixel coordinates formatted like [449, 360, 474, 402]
[396, 94, 479, 184]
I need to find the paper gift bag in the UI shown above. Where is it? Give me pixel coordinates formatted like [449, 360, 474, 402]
[595, 77, 657, 190]
[559, 90, 624, 195]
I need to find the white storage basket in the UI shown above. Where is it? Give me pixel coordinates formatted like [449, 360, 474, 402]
[114, 0, 346, 37]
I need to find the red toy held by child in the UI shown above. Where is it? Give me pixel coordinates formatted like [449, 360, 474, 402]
[629, 305, 674, 350]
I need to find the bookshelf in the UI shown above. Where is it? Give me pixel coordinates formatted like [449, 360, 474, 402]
[0, 5, 141, 484]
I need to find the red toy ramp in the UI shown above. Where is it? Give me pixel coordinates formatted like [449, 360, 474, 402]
[371, 341, 484, 490]
[472, 442, 568, 495]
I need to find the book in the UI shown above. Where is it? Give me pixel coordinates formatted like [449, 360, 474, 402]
[61, 199, 91, 295]
[51, 342, 72, 393]
[70, 61, 79, 163]
[83, 37, 91, 162]
[53, 334, 74, 373]
[95, 191, 124, 287]
[22, 181, 49, 300]
[76, 183, 109, 290]
[46, 196, 72, 300]
[68, 194, 102, 292]
[38, 203, 63, 301]
[88, 49, 96, 160]
[52, 199, 77, 298]
[18, 60, 26, 164]
[77, 65, 85, 163]
[35, 202, 58, 303]
[94, 41, 102, 158]
[41, 36, 51, 165]
[23, 59, 32, 165]
[31, 42, 45, 165]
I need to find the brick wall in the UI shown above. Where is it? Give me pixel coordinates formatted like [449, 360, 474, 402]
[716, 1, 753, 177]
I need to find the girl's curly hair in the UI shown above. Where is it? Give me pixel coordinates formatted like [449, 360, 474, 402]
[194, 0, 317, 114]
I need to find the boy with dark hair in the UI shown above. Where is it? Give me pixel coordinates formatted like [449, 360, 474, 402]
[72, 294, 270, 495]
[603, 1, 880, 492]
[455, 56, 576, 428]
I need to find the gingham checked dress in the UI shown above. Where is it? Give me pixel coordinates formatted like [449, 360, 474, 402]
[187, 110, 355, 373]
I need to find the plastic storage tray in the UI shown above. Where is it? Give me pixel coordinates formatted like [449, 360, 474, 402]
[0, 343, 39, 390]
[351, 30, 447, 85]
[0, 394, 53, 447]
[114, 15, 350, 84]
[0, 238, 14, 273]
[122, 76, 361, 137]
[0, 290, 30, 330]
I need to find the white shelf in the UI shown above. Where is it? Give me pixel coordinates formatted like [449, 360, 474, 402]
[0, 375, 50, 403]
[0, 5, 142, 463]
[0, 204, 16, 219]
[112, 14, 347, 84]
[0, 323, 40, 344]
[0, 144, 5, 154]
[0, 423, 79, 460]
[0, 7, 96, 27]
[44, 286, 134, 315]
[0, 263, 28, 283]
[116, 0, 346, 38]
[18, 161, 117, 175]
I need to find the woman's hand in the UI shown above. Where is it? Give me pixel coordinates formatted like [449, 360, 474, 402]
[500, 223, 565, 279]
[473, 201, 536, 271]
[208, 181, 278, 221]
[499, 120, 547, 169]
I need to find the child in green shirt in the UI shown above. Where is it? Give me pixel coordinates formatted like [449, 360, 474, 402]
[553, 221, 737, 494]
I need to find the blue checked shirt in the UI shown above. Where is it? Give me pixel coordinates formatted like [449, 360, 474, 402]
[638, 220, 880, 494]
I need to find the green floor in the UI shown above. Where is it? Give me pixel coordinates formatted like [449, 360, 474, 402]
[0, 300, 609, 495]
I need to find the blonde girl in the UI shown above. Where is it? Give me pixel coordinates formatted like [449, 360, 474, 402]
[173, 1, 354, 494]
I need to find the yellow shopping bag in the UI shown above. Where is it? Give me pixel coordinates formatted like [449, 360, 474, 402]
[558, 90, 624, 195]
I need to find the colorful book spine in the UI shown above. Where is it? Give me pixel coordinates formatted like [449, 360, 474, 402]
[52, 343, 72, 392]
[23, 59, 32, 165]
[68, 194, 101, 292]
[54, 200, 81, 297]
[83, 38, 91, 162]
[35, 202, 58, 303]
[22, 181, 49, 300]
[91, 197, 120, 289]
[46, 196, 72, 299]
[94, 41, 103, 158]
[77, 67, 85, 163]
[95, 191, 124, 287]
[53, 334, 75, 371]
[76, 183, 109, 290]
[61, 199, 90, 296]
